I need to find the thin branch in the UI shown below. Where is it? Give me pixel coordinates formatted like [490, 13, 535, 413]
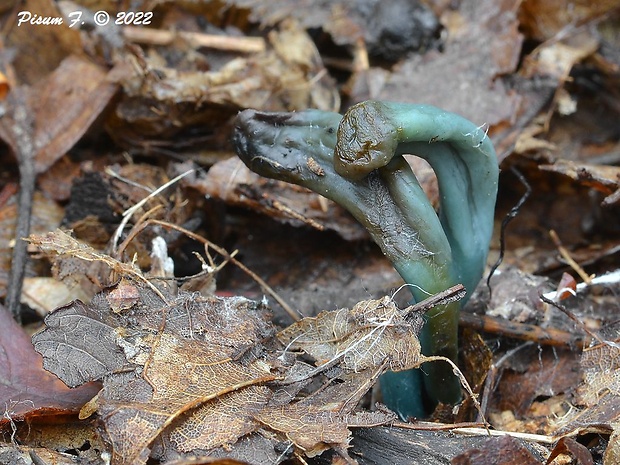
[549, 229, 593, 284]
[123, 26, 266, 53]
[4, 96, 35, 323]
[111, 169, 194, 255]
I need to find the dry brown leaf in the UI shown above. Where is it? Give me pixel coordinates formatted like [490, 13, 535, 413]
[579, 341, 620, 407]
[255, 403, 352, 458]
[0, 55, 117, 175]
[0, 302, 100, 429]
[33, 279, 277, 464]
[605, 423, 620, 465]
[227, 0, 439, 57]
[200, 157, 368, 241]
[518, 0, 619, 42]
[29, 233, 472, 463]
[451, 434, 542, 464]
[26, 229, 165, 300]
[30, 55, 119, 174]
[277, 296, 424, 373]
[546, 437, 594, 465]
[3, 0, 83, 85]
[552, 340, 620, 437]
[107, 20, 338, 151]
[99, 332, 276, 464]
[540, 160, 620, 207]
[21, 276, 91, 316]
[371, 0, 523, 131]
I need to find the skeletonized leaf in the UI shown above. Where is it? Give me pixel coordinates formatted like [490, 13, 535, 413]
[32, 298, 129, 387]
[277, 296, 424, 373]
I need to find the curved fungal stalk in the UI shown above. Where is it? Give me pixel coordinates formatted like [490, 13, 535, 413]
[233, 100, 499, 417]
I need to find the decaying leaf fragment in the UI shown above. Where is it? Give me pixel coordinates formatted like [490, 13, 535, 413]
[554, 340, 620, 437]
[580, 341, 620, 407]
[29, 231, 469, 464]
[33, 279, 278, 465]
[540, 160, 620, 207]
[26, 228, 167, 301]
[278, 295, 425, 374]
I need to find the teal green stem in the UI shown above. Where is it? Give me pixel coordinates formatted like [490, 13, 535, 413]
[232, 101, 499, 418]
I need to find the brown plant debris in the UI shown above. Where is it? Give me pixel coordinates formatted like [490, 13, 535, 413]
[27, 230, 471, 464]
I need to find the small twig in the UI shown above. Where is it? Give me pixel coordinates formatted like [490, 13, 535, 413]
[395, 420, 487, 431]
[4, 95, 35, 323]
[540, 293, 608, 347]
[262, 194, 325, 231]
[459, 312, 587, 349]
[549, 229, 593, 284]
[116, 204, 165, 258]
[420, 354, 489, 432]
[450, 426, 556, 444]
[123, 26, 266, 53]
[159, 249, 238, 282]
[402, 284, 466, 321]
[111, 169, 194, 255]
[105, 166, 154, 193]
[29, 450, 49, 465]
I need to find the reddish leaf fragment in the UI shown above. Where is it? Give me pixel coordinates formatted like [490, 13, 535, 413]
[108, 278, 141, 313]
[451, 435, 541, 465]
[31, 55, 118, 174]
[546, 437, 593, 465]
[0, 304, 99, 427]
[555, 272, 577, 301]
[540, 160, 620, 207]
[0, 71, 9, 101]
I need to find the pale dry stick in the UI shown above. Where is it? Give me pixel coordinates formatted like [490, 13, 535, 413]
[105, 166, 154, 193]
[450, 427, 556, 444]
[549, 229, 593, 284]
[141, 219, 301, 321]
[265, 195, 325, 231]
[111, 169, 195, 255]
[420, 354, 489, 432]
[123, 26, 266, 53]
[116, 204, 165, 259]
[395, 420, 487, 431]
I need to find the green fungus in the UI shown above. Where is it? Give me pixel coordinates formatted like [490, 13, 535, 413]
[233, 100, 499, 418]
